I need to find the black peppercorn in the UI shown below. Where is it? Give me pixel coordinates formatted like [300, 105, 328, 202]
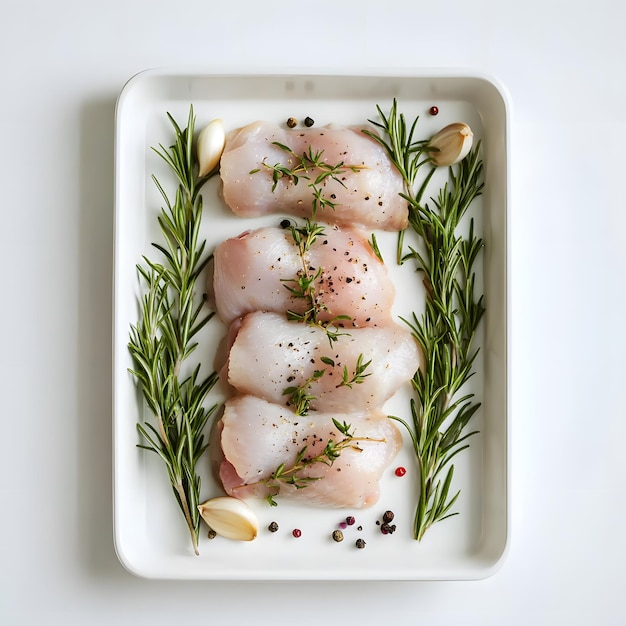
[355, 538, 366, 549]
[332, 529, 344, 542]
[207, 529, 217, 539]
[287, 117, 297, 128]
[382, 510, 394, 523]
[268, 521, 279, 533]
[280, 219, 291, 229]
[304, 116, 314, 127]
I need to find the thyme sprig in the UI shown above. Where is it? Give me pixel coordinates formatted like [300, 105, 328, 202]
[336, 353, 372, 389]
[256, 141, 366, 340]
[280, 218, 327, 326]
[251, 138, 382, 498]
[369, 100, 485, 540]
[252, 136, 374, 345]
[128, 107, 219, 555]
[282, 353, 372, 414]
[259, 419, 385, 506]
[281, 218, 351, 344]
[282, 369, 325, 416]
[258, 142, 366, 214]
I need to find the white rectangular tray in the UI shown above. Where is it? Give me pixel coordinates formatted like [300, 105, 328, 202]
[113, 69, 510, 580]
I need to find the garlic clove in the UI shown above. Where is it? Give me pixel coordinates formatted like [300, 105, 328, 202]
[197, 496, 258, 541]
[427, 122, 473, 167]
[197, 118, 226, 177]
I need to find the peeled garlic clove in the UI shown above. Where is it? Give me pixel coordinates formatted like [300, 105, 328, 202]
[198, 496, 258, 541]
[427, 122, 473, 167]
[197, 118, 226, 177]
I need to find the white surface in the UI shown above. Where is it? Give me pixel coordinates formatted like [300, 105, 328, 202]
[1, 0, 624, 622]
[113, 71, 508, 580]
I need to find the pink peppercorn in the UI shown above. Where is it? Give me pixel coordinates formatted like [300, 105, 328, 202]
[395, 466, 407, 477]
[292, 528, 302, 538]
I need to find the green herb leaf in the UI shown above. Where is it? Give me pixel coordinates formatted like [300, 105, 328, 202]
[336, 353, 372, 389]
[256, 420, 384, 504]
[370, 101, 484, 541]
[128, 106, 220, 556]
[368, 233, 384, 263]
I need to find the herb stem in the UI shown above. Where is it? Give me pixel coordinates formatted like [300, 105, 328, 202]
[175, 479, 199, 555]
[128, 106, 220, 555]
[369, 100, 485, 540]
[246, 419, 385, 506]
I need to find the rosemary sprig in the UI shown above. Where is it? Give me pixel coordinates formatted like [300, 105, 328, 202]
[368, 232, 384, 263]
[364, 100, 434, 264]
[369, 101, 485, 540]
[128, 106, 219, 555]
[259, 419, 385, 506]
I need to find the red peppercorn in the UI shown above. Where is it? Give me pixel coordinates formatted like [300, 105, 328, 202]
[346, 516, 355, 526]
[395, 466, 407, 477]
[292, 528, 302, 538]
[429, 106, 439, 116]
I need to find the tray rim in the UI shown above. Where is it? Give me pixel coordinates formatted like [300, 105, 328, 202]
[112, 67, 512, 581]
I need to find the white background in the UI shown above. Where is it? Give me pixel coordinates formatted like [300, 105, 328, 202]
[1, 0, 624, 624]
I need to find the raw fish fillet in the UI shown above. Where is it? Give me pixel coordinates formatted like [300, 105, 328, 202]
[219, 395, 402, 508]
[211, 224, 395, 327]
[219, 121, 408, 231]
[226, 311, 419, 412]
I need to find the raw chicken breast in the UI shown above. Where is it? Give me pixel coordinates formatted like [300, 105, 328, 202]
[212, 224, 395, 327]
[219, 395, 402, 508]
[227, 311, 419, 412]
[220, 121, 408, 231]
